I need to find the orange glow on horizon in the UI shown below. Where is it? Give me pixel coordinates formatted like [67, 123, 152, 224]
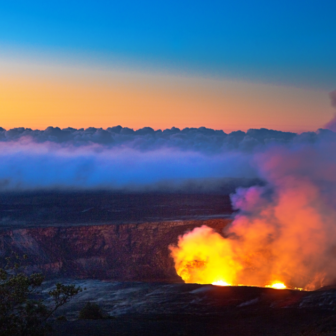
[0, 66, 333, 132]
[211, 281, 287, 289]
[212, 280, 231, 286]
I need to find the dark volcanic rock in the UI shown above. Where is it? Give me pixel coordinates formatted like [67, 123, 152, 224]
[0, 218, 230, 281]
[0, 192, 233, 229]
[44, 280, 336, 336]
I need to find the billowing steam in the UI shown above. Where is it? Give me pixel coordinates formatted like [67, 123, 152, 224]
[169, 138, 336, 290]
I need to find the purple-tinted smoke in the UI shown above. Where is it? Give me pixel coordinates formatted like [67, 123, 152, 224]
[225, 136, 336, 289]
[170, 131, 336, 289]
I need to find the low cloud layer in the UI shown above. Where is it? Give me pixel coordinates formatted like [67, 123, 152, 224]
[0, 126, 334, 151]
[0, 126, 335, 191]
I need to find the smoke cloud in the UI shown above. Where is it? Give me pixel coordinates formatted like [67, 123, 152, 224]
[170, 136, 336, 289]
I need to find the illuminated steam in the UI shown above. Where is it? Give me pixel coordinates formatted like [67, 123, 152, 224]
[170, 138, 336, 290]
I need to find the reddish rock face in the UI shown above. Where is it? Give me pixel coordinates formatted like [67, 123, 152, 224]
[0, 218, 230, 282]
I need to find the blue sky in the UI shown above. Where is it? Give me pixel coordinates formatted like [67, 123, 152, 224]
[1, 0, 336, 88]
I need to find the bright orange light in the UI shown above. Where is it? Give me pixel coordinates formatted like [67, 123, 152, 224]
[169, 224, 311, 290]
[212, 280, 231, 286]
[169, 226, 242, 286]
[266, 282, 287, 289]
[169, 147, 333, 291]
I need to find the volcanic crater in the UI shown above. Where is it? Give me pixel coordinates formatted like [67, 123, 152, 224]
[1, 191, 336, 336]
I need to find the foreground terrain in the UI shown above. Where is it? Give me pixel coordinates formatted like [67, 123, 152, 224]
[44, 280, 336, 336]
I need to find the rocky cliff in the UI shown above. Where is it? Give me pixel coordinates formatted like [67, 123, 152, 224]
[0, 218, 230, 281]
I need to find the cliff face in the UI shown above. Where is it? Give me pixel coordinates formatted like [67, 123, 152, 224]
[0, 218, 230, 282]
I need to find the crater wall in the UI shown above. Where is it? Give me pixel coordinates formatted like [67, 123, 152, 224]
[0, 218, 230, 282]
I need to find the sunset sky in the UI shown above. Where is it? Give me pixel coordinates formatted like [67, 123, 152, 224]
[1, 0, 335, 132]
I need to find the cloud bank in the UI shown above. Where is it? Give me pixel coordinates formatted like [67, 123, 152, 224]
[0, 126, 300, 151]
[0, 126, 335, 191]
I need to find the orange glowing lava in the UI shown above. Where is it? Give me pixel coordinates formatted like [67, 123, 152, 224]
[266, 282, 287, 289]
[169, 226, 241, 286]
[168, 221, 322, 291]
[169, 225, 295, 289]
[212, 280, 231, 286]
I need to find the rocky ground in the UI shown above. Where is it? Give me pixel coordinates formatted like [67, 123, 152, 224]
[43, 279, 336, 336]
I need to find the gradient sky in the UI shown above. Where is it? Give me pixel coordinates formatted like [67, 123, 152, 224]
[1, 0, 335, 132]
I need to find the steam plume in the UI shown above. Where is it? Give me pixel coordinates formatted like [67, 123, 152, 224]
[170, 138, 336, 290]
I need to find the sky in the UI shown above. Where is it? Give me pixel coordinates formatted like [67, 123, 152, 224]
[0, 0, 336, 132]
